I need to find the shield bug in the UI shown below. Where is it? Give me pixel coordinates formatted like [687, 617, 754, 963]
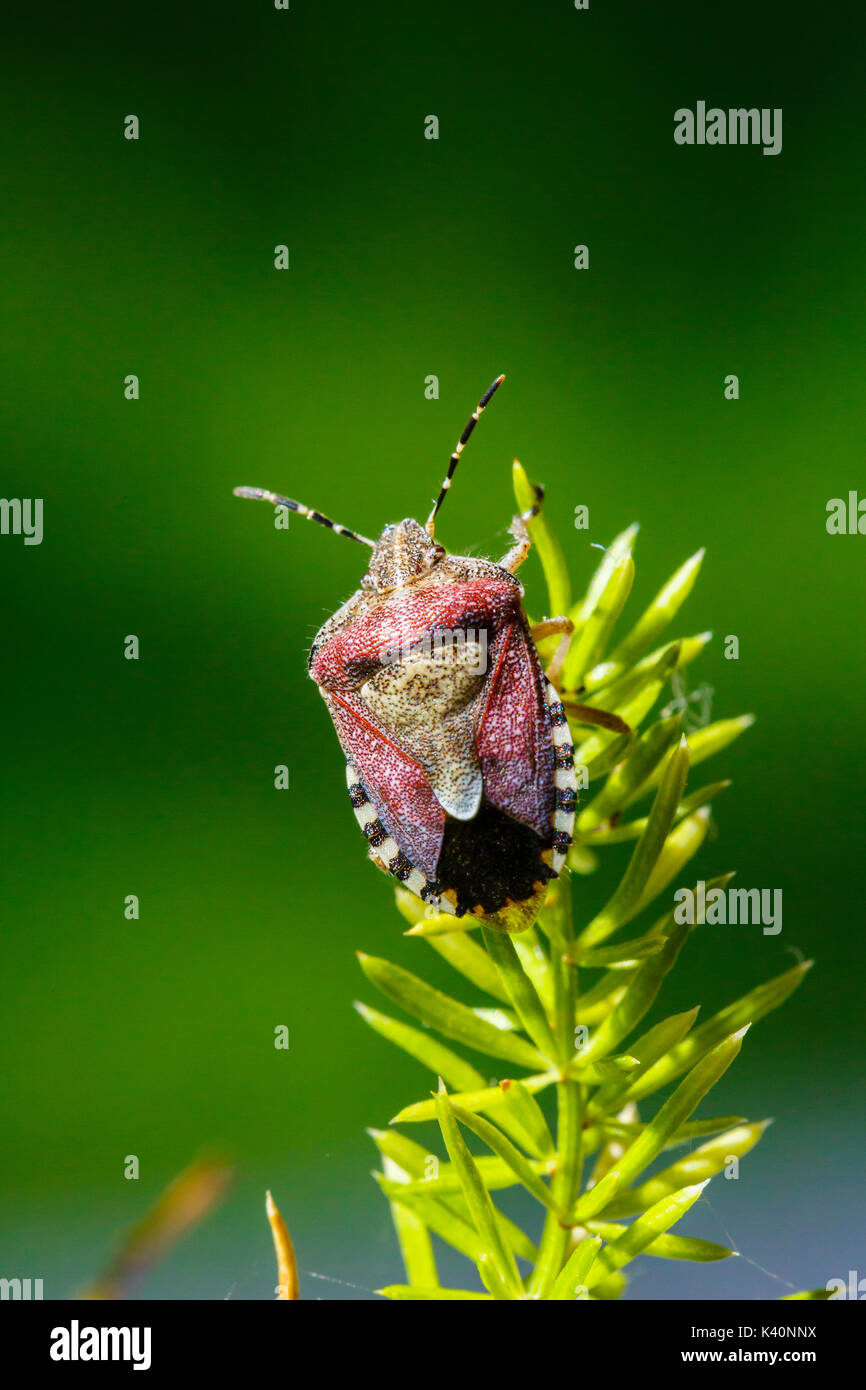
[235, 376, 623, 931]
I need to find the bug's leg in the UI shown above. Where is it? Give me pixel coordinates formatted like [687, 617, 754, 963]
[366, 845, 389, 875]
[562, 701, 631, 736]
[498, 505, 536, 573]
[499, 477, 546, 573]
[531, 615, 574, 687]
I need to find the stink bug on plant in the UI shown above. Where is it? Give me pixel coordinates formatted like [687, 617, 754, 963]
[235, 376, 626, 931]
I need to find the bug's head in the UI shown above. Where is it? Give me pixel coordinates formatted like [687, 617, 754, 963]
[362, 518, 445, 592]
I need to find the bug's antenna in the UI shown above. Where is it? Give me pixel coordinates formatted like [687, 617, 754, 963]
[425, 374, 506, 536]
[233, 487, 376, 548]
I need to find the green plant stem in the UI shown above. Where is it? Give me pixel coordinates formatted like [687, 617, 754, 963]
[528, 1080, 583, 1298]
[524, 889, 584, 1298]
[546, 875, 578, 1066]
[554, 954, 577, 1065]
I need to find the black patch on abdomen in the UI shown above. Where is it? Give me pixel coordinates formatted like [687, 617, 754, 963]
[438, 799, 554, 915]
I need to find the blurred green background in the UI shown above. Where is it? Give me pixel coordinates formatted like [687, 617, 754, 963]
[1, 0, 863, 1299]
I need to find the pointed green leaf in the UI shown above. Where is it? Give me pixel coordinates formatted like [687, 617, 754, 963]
[354, 1002, 486, 1093]
[646, 1234, 737, 1262]
[403, 914, 480, 937]
[570, 1026, 749, 1223]
[577, 986, 632, 1027]
[581, 729, 634, 783]
[513, 459, 572, 617]
[472, 1006, 520, 1031]
[586, 1221, 735, 1263]
[375, 1172, 538, 1267]
[575, 934, 668, 969]
[577, 919, 689, 1064]
[371, 1128, 539, 1267]
[498, 1078, 556, 1159]
[634, 807, 712, 915]
[549, 1236, 603, 1300]
[375, 1176, 488, 1266]
[600, 1120, 770, 1219]
[597, 1114, 747, 1149]
[584, 630, 712, 700]
[589, 1271, 627, 1300]
[570, 1054, 641, 1085]
[563, 551, 635, 688]
[449, 1104, 558, 1210]
[379, 1158, 538, 1199]
[586, 780, 730, 844]
[367, 1126, 436, 1176]
[578, 736, 691, 949]
[356, 952, 546, 1069]
[569, 524, 638, 626]
[626, 962, 812, 1102]
[436, 1083, 523, 1298]
[590, 1008, 700, 1115]
[375, 1131, 526, 1210]
[587, 1181, 709, 1285]
[630, 715, 754, 805]
[424, 930, 510, 1000]
[608, 549, 705, 666]
[513, 928, 555, 1018]
[780, 1289, 833, 1301]
[577, 716, 682, 834]
[381, 1154, 438, 1288]
[573, 641, 682, 752]
[482, 926, 557, 1059]
[577, 968, 636, 1007]
[391, 1072, 556, 1125]
[676, 781, 732, 817]
[666, 1115, 746, 1144]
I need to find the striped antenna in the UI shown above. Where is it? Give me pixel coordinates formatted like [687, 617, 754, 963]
[425, 374, 506, 535]
[233, 487, 375, 547]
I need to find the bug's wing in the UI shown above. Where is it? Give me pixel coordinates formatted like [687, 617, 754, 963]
[474, 620, 555, 840]
[326, 692, 446, 880]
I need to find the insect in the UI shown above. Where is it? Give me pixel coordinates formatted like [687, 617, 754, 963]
[235, 376, 623, 931]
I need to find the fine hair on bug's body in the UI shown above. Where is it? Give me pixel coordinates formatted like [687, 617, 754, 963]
[235, 376, 617, 932]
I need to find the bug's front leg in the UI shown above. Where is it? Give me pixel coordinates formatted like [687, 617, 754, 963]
[562, 700, 631, 735]
[497, 489, 543, 574]
[530, 615, 574, 687]
[531, 618, 630, 731]
[498, 468, 552, 573]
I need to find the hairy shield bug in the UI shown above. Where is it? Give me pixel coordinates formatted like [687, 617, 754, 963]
[235, 376, 623, 931]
